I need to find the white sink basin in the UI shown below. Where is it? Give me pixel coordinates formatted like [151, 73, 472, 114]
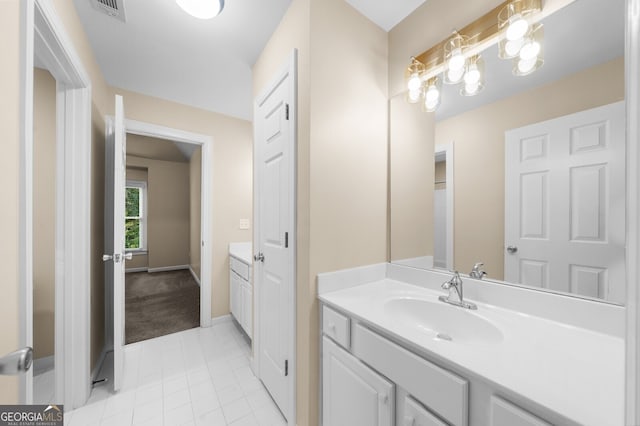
[384, 298, 504, 344]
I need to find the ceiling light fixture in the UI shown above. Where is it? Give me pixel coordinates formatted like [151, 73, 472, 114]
[176, 0, 225, 20]
[404, 0, 543, 112]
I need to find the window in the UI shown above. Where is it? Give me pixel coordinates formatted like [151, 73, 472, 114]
[125, 181, 147, 251]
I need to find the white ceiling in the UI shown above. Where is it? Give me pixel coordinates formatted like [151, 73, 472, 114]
[344, 0, 426, 32]
[73, 0, 292, 121]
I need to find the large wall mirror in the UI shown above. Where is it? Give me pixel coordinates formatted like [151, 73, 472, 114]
[390, 0, 626, 304]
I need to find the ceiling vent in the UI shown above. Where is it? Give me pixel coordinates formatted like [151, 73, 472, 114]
[91, 0, 127, 23]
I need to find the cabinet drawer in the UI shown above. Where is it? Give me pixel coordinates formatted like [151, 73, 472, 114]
[322, 305, 350, 349]
[230, 257, 250, 281]
[404, 396, 447, 426]
[490, 396, 551, 426]
[353, 324, 468, 426]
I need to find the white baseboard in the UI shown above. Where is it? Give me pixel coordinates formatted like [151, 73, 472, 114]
[33, 355, 54, 376]
[147, 265, 190, 273]
[210, 314, 232, 326]
[189, 265, 201, 286]
[91, 347, 108, 383]
[125, 267, 148, 273]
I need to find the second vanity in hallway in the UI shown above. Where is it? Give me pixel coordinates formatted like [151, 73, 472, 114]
[318, 263, 624, 426]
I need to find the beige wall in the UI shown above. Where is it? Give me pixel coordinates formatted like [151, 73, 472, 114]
[126, 155, 190, 269]
[0, 0, 22, 403]
[389, 96, 435, 261]
[190, 148, 202, 279]
[435, 56, 625, 280]
[387, 0, 504, 264]
[253, 0, 388, 423]
[33, 68, 56, 360]
[116, 90, 252, 316]
[125, 167, 149, 270]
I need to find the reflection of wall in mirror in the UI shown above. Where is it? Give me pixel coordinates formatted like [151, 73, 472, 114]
[435, 56, 624, 280]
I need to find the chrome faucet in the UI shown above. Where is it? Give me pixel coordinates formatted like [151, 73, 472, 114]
[469, 262, 487, 280]
[439, 271, 477, 310]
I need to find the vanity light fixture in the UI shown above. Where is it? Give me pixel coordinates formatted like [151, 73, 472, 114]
[404, 0, 543, 112]
[176, 0, 225, 19]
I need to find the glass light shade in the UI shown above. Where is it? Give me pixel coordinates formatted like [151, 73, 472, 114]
[176, 0, 224, 19]
[506, 14, 529, 41]
[443, 33, 468, 84]
[499, 36, 524, 59]
[512, 23, 544, 76]
[498, 0, 541, 55]
[422, 77, 442, 112]
[405, 58, 425, 95]
[407, 74, 422, 91]
[406, 87, 422, 104]
[462, 55, 484, 92]
[445, 67, 465, 84]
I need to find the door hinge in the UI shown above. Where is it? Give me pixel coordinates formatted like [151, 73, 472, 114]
[285, 360, 289, 376]
[285, 103, 290, 121]
[285, 232, 289, 248]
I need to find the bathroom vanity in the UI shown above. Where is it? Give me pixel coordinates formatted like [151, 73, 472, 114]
[318, 263, 624, 426]
[229, 242, 252, 338]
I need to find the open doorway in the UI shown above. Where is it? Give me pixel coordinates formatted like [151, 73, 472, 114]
[123, 135, 202, 343]
[434, 143, 454, 271]
[32, 66, 56, 404]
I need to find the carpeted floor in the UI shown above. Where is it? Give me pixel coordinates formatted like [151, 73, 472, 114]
[125, 269, 200, 344]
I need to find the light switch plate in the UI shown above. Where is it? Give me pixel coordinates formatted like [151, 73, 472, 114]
[239, 219, 250, 230]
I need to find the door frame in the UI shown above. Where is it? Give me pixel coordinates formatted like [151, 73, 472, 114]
[252, 49, 297, 425]
[119, 119, 214, 329]
[434, 143, 454, 271]
[625, 0, 640, 422]
[20, 0, 92, 409]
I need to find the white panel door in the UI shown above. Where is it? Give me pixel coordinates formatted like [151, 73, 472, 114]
[105, 95, 127, 391]
[254, 58, 295, 420]
[505, 102, 625, 302]
[322, 337, 394, 426]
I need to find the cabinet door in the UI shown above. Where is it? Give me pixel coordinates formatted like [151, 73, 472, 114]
[241, 282, 252, 338]
[230, 270, 241, 323]
[490, 396, 551, 426]
[323, 337, 394, 426]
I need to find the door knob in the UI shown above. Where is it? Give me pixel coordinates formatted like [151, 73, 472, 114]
[0, 347, 33, 375]
[124, 252, 133, 261]
[102, 254, 113, 262]
[507, 245, 518, 254]
[254, 253, 264, 263]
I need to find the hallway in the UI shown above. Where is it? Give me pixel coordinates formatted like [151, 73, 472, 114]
[65, 321, 285, 426]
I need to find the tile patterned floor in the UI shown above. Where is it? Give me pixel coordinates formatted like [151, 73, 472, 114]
[64, 320, 286, 426]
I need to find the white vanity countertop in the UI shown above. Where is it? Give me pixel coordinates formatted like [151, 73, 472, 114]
[319, 279, 624, 426]
[229, 242, 252, 265]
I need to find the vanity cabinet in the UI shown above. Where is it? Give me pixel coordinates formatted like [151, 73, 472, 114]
[490, 396, 551, 426]
[320, 302, 565, 426]
[229, 255, 252, 338]
[323, 336, 395, 426]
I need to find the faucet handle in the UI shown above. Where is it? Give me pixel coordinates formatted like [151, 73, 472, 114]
[472, 262, 484, 270]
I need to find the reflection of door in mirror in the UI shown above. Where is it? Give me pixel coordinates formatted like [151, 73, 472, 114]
[433, 148, 451, 268]
[505, 101, 625, 303]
